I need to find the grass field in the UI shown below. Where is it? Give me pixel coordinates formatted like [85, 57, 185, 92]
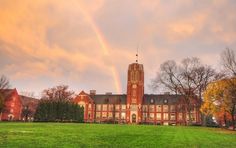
[0, 123, 236, 148]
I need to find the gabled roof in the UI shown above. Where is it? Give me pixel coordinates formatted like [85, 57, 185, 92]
[91, 94, 127, 104]
[0, 89, 15, 98]
[79, 90, 88, 96]
[20, 95, 39, 107]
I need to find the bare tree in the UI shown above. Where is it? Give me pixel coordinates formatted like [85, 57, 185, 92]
[152, 57, 216, 125]
[41, 85, 74, 101]
[0, 75, 10, 120]
[225, 79, 236, 130]
[221, 48, 236, 76]
[0, 75, 10, 91]
[220, 48, 236, 129]
[22, 105, 33, 122]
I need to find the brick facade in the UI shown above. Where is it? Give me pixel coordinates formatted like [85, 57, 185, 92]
[0, 89, 22, 121]
[74, 62, 202, 125]
[0, 89, 39, 121]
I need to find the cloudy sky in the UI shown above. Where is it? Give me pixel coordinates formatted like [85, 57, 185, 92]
[0, 0, 236, 97]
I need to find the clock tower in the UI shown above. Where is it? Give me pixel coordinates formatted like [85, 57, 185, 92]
[126, 62, 144, 123]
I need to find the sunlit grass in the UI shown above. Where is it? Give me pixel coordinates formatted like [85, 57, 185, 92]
[0, 123, 236, 148]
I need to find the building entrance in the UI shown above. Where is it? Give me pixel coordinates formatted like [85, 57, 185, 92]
[132, 114, 136, 123]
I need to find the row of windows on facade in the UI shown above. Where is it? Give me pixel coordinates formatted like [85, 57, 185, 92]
[91, 112, 197, 121]
[87, 104, 196, 112]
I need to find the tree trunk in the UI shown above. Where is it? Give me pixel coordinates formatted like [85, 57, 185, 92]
[231, 113, 235, 130]
[188, 111, 192, 125]
[26, 114, 28, 122]
[224, 112, 227, 128]
[201, 113, 207, 126]
[231, 105, 235, 130]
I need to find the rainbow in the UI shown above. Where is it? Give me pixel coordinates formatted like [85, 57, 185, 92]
[77, 3, 122, 94]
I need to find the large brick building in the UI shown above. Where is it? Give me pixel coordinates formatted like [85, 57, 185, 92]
[74, 62, 201, 125]
[0, 89, 22, 121]
[0, 89, 39, 121]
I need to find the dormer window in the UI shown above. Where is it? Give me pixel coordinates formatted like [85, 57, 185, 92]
[150, 99, 154, 104]
[164, 99, 168, 104]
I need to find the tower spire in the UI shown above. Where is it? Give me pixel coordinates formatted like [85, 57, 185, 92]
[136, 46, 139, 63]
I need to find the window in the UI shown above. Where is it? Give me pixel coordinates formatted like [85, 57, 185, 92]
[88, 104, 92, 110]
[102, 105, 107, 111]
[191, 106, 196, 113]
[150, 99, 154, 104]
[11, 103, 15, 107]
[102, 112, 107, 118]
[130, 105, 137, 111]
[96, 112, 100, 119]
[170, 113, 176, 120]
[108, 112, 113, 118]
[115, 105, 120, 111]
[88, 112, 91, 119]
[143, 113, 147, 120]
[109, 104, 114, 111]
[178, 104, 183, 112]
[170, 105, 175, 112]
[156, 105, 162, 112]
[191, 113, 196, 121]
[132, 98, 137, 104]
[178, 113, 183, 120]
[163, 113, 169, 120]
[121, 112, 126, 119]
[115, 112, 119, 119]
[131, 71, 134, 81]
[149, 105, 155, 112]
[164, 99, 168, 104]
[121, 105, 126, 110]
[142, 105, 148, 112]
[186, 114, 195, 121]
[96, 105, 101, 111]
[132, 84, 137, 88]
[156, 113, 161, 120]
[78, 101, 85, 108]
[135, 71, 139, 81]
[149, 113, 154, 120]
[132, 89, 137, 97]
[10, 109, 14, 113]
[163, 105, 168, 112]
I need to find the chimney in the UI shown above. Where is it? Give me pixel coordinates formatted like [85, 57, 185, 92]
[90, 90, 96, 95]
[164, 92, 170, 95]
[105, 92, 112, 95]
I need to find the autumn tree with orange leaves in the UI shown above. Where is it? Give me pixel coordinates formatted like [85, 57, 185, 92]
[201, 78, 236, 130]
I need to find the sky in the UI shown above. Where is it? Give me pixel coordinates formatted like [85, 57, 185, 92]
[0, 0, 236, 98]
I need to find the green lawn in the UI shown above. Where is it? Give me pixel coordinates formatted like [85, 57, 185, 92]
[0, 123, 235, 148]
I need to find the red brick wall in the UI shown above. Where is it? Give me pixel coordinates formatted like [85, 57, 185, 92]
[1, 89, 22, 121]
[126, 63, 144, 123]
[73, 91, 94, 122]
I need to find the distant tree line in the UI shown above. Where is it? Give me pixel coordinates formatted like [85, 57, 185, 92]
[34, 85, 84, 122]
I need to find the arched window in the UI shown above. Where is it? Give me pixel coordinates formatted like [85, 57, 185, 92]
[131, 71, 134, 81]
[135, 71, 139, 81]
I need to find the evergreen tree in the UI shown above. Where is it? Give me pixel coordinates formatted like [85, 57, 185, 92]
[34, 100, 83, 122]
